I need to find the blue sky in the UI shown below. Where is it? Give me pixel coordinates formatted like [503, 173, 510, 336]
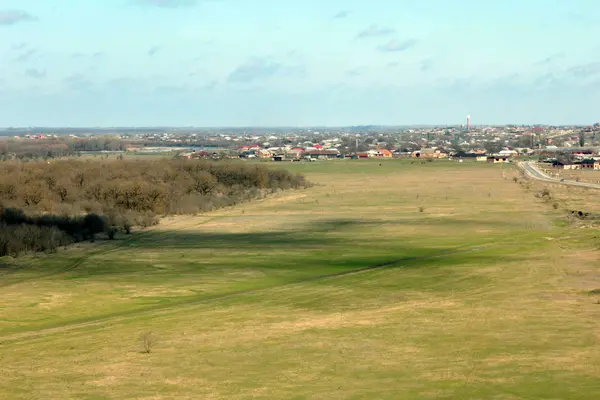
[1, 0, 600, 127]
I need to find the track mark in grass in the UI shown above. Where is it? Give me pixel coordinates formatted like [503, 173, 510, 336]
[0, 242, 512, 345]
[0, 245, 115, 288]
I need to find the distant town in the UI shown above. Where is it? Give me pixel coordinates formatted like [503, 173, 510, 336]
[1, 123, 599, 163]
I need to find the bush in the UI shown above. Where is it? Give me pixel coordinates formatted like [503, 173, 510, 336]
[0, 207, 105, 255]
[106, 226, 117, 240]
[140, 331, 156, 354]
[0, 223, 71, 257]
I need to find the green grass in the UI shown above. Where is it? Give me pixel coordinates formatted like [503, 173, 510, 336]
[1, 159, 599, 399]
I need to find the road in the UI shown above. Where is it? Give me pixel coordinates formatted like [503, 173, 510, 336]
[518, 161, 600, 190]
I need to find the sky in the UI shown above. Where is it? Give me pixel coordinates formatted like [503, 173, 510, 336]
[1, 0, 600, 127]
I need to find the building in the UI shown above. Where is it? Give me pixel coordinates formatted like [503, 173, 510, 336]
[239, 150, 257, 159]
[412, 148, 448, 159]
[285, 149, 304, 160]
[487, 156, 509, 163]
[304, 150, 339, 159]
[576, 159, 595, 169]
[374, 149, 393, 158]
[256, 149, 272, 158]
[552, 160, 578, 169]
[498, 149, 518, 157]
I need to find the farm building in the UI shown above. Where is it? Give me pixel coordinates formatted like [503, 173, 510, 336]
[412, 148, 448, 159]
[304, 150, 339, 159]
[487, 156, 509, 164]
[552, 160, 580, 169]
[576, 159, 595, 169]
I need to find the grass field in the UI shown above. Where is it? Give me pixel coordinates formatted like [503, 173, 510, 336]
[1, 159, 600, 399]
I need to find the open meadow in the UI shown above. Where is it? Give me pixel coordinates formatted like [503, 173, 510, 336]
[1, 159, 600, 399]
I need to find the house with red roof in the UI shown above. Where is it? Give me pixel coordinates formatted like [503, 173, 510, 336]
[375, 149, 393, 158]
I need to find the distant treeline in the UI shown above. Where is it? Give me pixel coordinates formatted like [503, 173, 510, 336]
[0, 137, 127, 160]
[0, 159, 309, 257]
[0, 137, 239, 161]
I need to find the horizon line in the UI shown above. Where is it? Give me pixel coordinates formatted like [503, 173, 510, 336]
[1, 123, 597, 130]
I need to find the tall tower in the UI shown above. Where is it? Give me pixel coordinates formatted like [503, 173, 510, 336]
[466, 115, 471, 130]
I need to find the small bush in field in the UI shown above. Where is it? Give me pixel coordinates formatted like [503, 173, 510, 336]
[140, 331, 156, 354]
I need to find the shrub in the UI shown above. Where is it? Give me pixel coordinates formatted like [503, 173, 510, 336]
[0, 207, 105, 255]
[106, 226, 117, 240]
[140, 331, 156, 354]
[0, 223, 71, 257]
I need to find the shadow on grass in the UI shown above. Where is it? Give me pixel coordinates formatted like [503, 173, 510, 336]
[0, 217, 533, 340]
[123, 217, 519, 251]
[59, 217, 528, 280]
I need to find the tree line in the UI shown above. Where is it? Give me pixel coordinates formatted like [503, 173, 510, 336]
[0, 159, 309, 257]
[0, 137, 126, 160]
